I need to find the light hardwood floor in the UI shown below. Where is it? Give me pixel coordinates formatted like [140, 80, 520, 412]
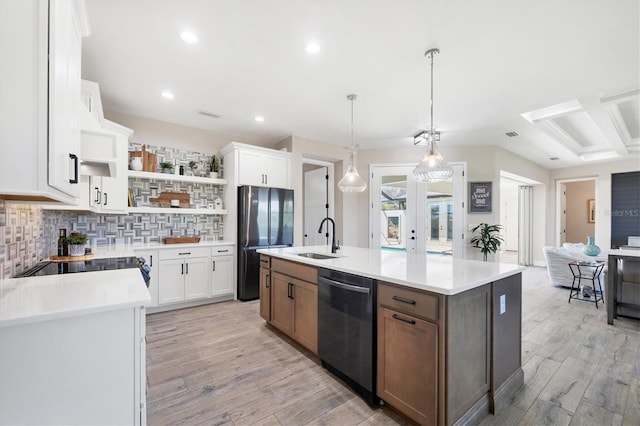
[146, 266, 640, 425]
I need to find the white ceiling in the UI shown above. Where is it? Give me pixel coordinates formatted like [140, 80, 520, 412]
[81, 0, 640, 170]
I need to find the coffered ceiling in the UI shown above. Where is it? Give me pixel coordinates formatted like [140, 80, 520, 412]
[81, 0, 640, 169]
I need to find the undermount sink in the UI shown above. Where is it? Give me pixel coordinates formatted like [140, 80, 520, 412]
[296, 252, 339, 260]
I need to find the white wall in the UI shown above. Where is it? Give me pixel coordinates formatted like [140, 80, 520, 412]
[548, 158, 639, 251]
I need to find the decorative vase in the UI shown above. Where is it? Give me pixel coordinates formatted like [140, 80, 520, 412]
[583, 236, 601, 256]
[68, 244, 85, 257]
[130, 157, 143, 171]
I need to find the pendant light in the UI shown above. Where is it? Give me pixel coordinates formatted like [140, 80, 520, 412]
[413, 48, 453, 183]
[338, 94, 367, 193]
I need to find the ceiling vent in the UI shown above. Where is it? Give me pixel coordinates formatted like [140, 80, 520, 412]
[198, 110, 221, 119]
[505, 131, 520, 137]
[549, 157, 559, 160]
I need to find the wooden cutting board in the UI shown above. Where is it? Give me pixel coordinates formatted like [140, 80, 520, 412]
[149, 192, 190, 207]
[163, 237, 200, 244]
[50, 254, 95, 262]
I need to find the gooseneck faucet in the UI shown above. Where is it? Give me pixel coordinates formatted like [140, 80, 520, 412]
[318, 217, 339, 253]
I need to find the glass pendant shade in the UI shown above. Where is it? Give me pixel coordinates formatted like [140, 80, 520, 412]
[338, 151, 367, 192]
[413, 143, 454, 183]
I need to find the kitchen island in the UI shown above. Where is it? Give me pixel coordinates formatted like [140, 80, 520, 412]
[258, 245, 525, 426]
[0, 249, 150, 425]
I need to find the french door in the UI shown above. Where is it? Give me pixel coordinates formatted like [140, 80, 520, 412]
[370, 164, 466, 258]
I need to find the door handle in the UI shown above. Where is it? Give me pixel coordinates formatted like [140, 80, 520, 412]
[410, 236, 416, 240]
[69, 153, 79, 184]
[212, 260, 216, 272]
[103, 192, 108, 206]
[392, 314, 416, 325]
[266, 274, 270, 288]
[265, 174, 268, 185]
[94, 187, 100, 203]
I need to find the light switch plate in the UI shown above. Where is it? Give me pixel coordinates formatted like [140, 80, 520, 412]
[500, 294, 506, 314]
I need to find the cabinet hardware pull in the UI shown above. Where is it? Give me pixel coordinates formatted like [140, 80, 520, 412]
[265, 174, 268, 185]
[260, 259, 269, 264]
[150, 255, 153, 267]
[94, 187, 100, 203]
[181, 264, 184, 275]
[217, 249, 229, 253]
[69, 153, 79, 184]
[266, 274, 270, 288]
[103, 192, 108, 206]
[212, 260, 216, 272]
[290, 283, 294, 299]
[392, 295, 416, 305]
[392, 314, 416, 325]
[186, 263, 189, 274]
[178, 252, 191, 255]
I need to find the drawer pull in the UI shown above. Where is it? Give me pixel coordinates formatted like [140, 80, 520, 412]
[178, 252, 191, 255]
[392, 314, 416, 325]
[260, 259, 269, 264]
[217, 249, 229, 253]
[392, 295, 416, 305]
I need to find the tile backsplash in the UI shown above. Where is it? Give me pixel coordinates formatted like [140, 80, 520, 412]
[0, 143, 226, 279]
[0, 201, 45, 279]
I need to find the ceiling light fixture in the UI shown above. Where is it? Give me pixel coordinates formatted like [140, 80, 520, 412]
[338, 94, 367, 193]
[254, 116, 265, 122]
[180, 31, 198, 44]
[161, 91, 175, 100]
[413, 48, 453, 183]
[305, 43, 320, 54]
[579, 151, 620, 161]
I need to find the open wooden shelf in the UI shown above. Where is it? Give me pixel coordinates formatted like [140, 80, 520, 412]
[128, 170, 227, 185]
[128, 207, 227, 215]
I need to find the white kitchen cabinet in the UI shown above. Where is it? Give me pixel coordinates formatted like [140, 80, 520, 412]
[0, 0, 90, 203]
[0, 306, 146, 425]
[211, 245, 234, 297]
[157, 248, 211, 305]
[237, 148, 290, 188]
[221, 142, 292, 190]
[133, 248, 159, 307]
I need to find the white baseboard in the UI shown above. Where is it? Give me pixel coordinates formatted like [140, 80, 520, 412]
[533, 260, 546, 267]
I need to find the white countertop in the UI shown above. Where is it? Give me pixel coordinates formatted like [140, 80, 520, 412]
[608, 248, 640, 258]
[258, 245, 525, 295]
[127, 240, 234, 251]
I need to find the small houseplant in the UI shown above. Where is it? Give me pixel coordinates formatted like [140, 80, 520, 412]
[66, 232, 88, 257]
[209, 155, 219, 178]
[470, 223, 504, 262]
[159, 161, 174, 174]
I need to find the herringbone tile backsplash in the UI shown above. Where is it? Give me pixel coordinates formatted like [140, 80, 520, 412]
[0, 201, 45, 280]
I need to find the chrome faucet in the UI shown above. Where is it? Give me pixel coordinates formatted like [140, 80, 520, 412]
[318, 217, 339, 253]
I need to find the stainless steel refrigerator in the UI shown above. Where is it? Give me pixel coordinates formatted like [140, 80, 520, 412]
[237, 185, 294, 301]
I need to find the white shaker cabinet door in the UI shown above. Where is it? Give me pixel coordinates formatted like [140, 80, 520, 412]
[158, 259, 185, 304]
[211, 255, 233, 297]
[237, 149, 266, 186]
[184, 257, 211, 300]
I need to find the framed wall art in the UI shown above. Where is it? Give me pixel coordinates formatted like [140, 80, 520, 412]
[469, 181, 492, 213]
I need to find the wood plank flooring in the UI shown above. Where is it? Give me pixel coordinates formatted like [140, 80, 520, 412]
[146, 266, 640, 425]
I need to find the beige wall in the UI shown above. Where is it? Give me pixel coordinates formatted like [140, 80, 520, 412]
[548, 158, 639, 251]
[565, 181, 595, 243]
[105, 110, 265, 155]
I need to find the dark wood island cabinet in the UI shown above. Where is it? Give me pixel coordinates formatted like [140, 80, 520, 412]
[257, 248, 524, 426]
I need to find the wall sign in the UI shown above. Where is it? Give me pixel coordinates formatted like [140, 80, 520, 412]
[469, 181, 492, 213]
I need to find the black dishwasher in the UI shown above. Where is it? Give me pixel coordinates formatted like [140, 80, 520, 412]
[318, 268, 378, 405]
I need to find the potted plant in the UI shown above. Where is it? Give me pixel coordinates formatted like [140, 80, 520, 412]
[159, 161, 174, 174]
[469, 223, 504, 262]
[209, 155, 219, 178]
[66, 232, 88, 257]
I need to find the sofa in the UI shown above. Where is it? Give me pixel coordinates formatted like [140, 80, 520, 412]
[542, 244, 605, 288]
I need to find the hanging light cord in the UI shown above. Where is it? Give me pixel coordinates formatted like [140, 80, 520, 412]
[426, 48, 439, 153]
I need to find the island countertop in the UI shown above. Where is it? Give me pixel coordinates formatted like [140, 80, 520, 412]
[257, 245, 525, 295]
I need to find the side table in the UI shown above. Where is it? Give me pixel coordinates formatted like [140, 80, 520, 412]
[568, 261, 605, 308]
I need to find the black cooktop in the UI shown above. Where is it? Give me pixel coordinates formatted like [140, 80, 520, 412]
[16, 257, 140, 277]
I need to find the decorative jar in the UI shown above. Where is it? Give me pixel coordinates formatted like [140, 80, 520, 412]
[68, 244, 85, 257]
[583, 236, 601, 256]
[130, 157, 143, 171]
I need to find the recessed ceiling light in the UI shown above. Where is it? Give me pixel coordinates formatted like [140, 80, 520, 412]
[161, 91, 175, 100]
[305, 43, 320, 54]
[180, 31, 198, 44]
[254, 116, 265, 122]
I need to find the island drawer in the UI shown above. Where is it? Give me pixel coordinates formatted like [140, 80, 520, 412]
[272, 258, 317, 284]
[260, 255, 271, 268]
[378, 282, 438, 322]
